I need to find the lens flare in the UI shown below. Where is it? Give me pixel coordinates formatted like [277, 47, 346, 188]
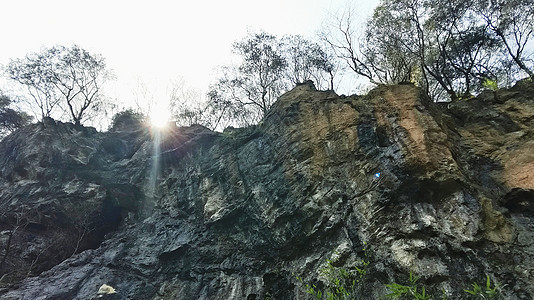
[149, 107, 170, 129]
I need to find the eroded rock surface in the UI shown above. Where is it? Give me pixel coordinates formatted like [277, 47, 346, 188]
[0, 80, 533, 299]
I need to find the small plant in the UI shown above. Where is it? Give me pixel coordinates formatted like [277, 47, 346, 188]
[385, 272, 432, 300]
[482, 78, 499, 91]
[463, 275, 499, 299]
[297, 246, 371, 300]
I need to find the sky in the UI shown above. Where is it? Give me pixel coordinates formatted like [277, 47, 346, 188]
[0, 0, 380, 122]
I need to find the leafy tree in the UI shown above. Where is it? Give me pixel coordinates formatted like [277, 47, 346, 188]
[280, 35, 337, 90]
[207, 31, 287, 127]
[0, 93, 31, 138]
[6, 45, 112, 125]
[363, 4, 421, 84]
[474, 0, 534, 78]
[360, 0, 523, 101]
[207, 32, 340, 129]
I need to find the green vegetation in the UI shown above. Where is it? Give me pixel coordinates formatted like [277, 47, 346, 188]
[303, 259, 362, 300]
[297, 246, 371, 300]
[464, 275, 500, 299]
[0, 93, 31, 138]
[1, 2, 532, 128]
[206, 32, 335, 128]
[324, 0, 533, 102]
[385, 272, 431, 300]
[109, 109, 146, 132]
[482, 78, 499, 92]
[6, 45, 112, 125]
[384, 273, 502, 300]
[299, 252, 505, 300]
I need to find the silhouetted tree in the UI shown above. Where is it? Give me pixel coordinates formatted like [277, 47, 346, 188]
[358, 0, 527, 101]
[168, 77, 216, 128]
[320, 9, 379, 85]
[207, 32, 288, 127]
[280, 35, 337, 90]
[6, 45, 112, 125]
[109, 109, 146, 132]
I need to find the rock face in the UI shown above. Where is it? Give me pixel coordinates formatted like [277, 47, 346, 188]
[0, 80, 533, 299]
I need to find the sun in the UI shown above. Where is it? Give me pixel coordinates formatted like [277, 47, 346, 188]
[149, 106, 171, 129]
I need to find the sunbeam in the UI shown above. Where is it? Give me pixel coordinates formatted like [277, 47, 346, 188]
[146, 127, 162, 216]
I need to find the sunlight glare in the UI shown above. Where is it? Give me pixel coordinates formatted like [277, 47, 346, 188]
[149, 106, 171, 129]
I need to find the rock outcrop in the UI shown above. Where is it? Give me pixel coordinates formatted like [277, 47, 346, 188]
[0, 80, 533, 299]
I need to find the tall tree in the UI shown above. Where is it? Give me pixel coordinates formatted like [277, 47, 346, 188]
[207, 32, 340, 129]
[362, 0, 518, 101]
[475, 0, 534, 77]
[207, 32, 287, 127]
[363, 4, 421, 84]
[280, 35, 337, 90]
[6, 45, 112, 125]
[320, 9, 379, 85]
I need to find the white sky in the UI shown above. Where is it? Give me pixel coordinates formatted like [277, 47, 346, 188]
[0, 0, 379, 117]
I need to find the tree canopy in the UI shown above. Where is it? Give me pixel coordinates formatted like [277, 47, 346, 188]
[6, 45, 112, 125]
[323, 0, 533, 101]
[205, 32, 336, 128]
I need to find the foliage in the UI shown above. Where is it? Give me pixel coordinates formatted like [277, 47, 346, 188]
[109, 109, 146, 132]
[207, 31, 286, 128]
[280, 35, 337, 90]
[385, 272, 504, 300]
[385, 272, 432, 300]
[463, 275, 500, 299]
[0, 93, 31, 138]
[207, 31, 337, 129]
[474, 0, 534, 78]
[297, 246, 371, 300]
[482, 78, 499, 91]
[322, 0, 533, 101]
[6, 44, 112, 125]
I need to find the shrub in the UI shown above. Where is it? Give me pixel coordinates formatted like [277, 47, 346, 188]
[109, 109, 146, 132]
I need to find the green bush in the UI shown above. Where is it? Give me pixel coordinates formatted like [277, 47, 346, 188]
[109, 109, 146, 131]
[297, 246, 370, 300]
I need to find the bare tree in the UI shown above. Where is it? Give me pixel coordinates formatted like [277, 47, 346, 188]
[168, 78, 214, 128]
[320, 9, 379, 85]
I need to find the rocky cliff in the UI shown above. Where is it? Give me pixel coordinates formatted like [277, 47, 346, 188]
[0, 81, 533, 299]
